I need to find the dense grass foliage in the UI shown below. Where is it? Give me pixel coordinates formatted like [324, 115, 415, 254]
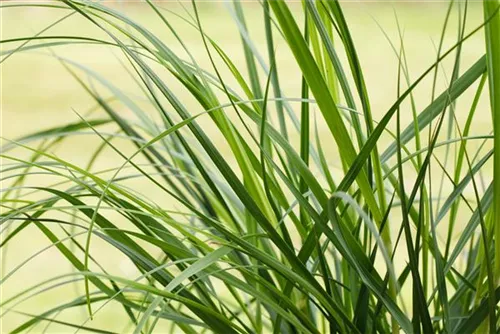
[1, 0, 500, 333]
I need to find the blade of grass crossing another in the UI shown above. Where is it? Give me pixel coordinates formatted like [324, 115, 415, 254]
[268, 0, 384, 224]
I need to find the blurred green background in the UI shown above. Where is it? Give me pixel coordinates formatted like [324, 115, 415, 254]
[1, 1, 491, 332]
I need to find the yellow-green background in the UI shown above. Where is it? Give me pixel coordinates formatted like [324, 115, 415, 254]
[1, 1, 492, 332]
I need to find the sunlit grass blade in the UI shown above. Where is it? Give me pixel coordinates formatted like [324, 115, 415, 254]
[483, 0, 500, 286]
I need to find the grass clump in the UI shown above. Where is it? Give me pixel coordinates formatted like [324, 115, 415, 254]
[1, 0, 500, 333]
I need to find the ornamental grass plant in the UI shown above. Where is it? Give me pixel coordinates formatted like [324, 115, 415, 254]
[1, 0, 500, 333]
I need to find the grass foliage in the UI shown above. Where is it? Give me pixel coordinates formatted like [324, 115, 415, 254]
[1, 0, 500, 333]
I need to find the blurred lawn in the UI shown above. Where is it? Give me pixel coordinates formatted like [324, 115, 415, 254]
[0, 1, 492, 332]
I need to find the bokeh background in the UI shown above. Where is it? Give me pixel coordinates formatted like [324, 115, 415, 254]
[1, 1, 492, 332]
